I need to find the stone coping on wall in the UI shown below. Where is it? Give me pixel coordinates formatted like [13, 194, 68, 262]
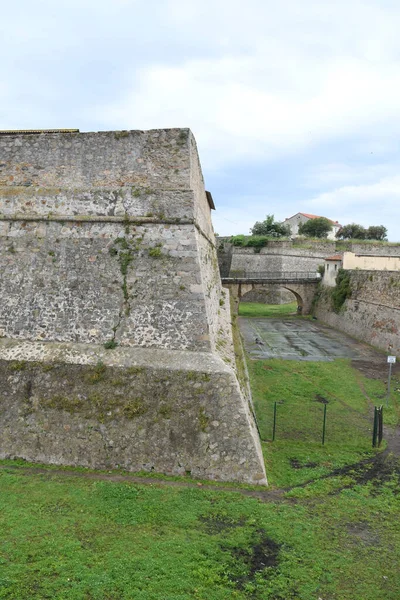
[0, 338, 233, 374]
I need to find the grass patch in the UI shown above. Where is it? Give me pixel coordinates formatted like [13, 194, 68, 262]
[0, 462, 399, 599]
[239, 302, 297, 318]
[1, 326, 400, 598]
[247, 357, 399, 487]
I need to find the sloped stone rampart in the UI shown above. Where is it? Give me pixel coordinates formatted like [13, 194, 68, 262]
[217, 239, 400, 279]
[0, 129, 267, 485]
[0, 341, 265, 484]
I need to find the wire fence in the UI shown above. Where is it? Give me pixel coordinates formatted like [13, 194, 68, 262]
[256, 397, 382, 448]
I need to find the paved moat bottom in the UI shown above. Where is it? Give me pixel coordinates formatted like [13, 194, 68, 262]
[239, 317, 382, 361]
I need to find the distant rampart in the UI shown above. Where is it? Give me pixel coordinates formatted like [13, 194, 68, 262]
[218, 238, 400, 278]
[315, 271, 400, 356]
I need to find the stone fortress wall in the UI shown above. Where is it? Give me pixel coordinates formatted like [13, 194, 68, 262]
[217, 238, 400, 355]
[315, 271, 400, 356]
[218, 238, 400, 281]
[217, 238, 333, 304]
[0, 129, 266, 485]
[218, 241, 332, 278]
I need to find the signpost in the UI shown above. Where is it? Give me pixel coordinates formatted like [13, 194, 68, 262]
[386, 356, 396, 407]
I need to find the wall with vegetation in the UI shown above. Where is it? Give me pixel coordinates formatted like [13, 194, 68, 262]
[0, 343, 265, 484]
[227, 246, 329, 276]
[218, 238, 400, 279]
[0, 129, 266, 484]
[315, 271, 400, 355]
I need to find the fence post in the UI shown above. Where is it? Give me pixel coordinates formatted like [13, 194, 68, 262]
[272, 401, 277, 442]
[372, 407, 378, 448]
[386, 362, 393, 408]
[378, 405, 383, 447]
[322, 403, 327, 445]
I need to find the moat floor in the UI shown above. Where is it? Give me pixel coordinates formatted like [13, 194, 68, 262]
[239, 316, 383, 361]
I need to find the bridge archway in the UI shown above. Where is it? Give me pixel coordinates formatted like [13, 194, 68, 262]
[240, 285, 302, 313]
[223, 279, 319, 316]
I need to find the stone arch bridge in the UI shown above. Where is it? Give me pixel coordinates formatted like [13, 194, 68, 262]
[222, 272, 321, 315]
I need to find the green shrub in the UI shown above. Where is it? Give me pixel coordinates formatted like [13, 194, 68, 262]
[104, 340, 118, 350]
[229, 234, 246, 246]
[229, 234, 288, 250]
[245, 235, 270, 249]
[331, 269, 352, 312]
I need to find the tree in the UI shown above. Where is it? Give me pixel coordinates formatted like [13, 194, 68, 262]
[298, 217, 333, 238]
[250, 214, 290, 237]
[366, 225, 388, 241]
[336, 223, 366, 240]
[336, 223, 388, 241]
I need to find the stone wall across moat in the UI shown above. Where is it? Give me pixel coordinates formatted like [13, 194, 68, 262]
[316, 271, 400, 356]
[0, 129, 266, 485]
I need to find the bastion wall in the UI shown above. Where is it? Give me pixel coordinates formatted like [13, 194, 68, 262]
[217, 240, 333, 278]
[0, 129, 266, 485]
[218, 239, 400, 280]
[315, 271, 400, 356]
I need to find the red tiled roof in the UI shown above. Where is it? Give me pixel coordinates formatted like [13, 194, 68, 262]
[299, 212, 321, 219]
[300, 213, 341, 226]
[325, 255, 343, 261]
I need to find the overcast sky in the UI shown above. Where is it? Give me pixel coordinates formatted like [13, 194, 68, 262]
[1, 0, 400, 240]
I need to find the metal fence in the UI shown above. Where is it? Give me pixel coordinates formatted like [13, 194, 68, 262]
[256, 398, 381, 448]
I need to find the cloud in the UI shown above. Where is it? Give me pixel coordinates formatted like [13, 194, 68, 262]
[302, 162, 399, 189]
[92, 50, 400, 171]
[306, 175, 400, 240]
[1, 0, 400, 240]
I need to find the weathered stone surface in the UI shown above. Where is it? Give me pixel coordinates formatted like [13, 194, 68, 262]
[239, 286, 295, 305]
[217, 239, 400, 279]
[315, 271, 400, 356]
[223, 277, 319, 315]
[0, 129, 267, 485]
[227, 246, 329, 276]
[0, 341, 265, 483]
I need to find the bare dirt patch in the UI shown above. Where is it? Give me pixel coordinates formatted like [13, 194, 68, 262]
[351, 358, 400, 381]
[222, 528, 284, 591]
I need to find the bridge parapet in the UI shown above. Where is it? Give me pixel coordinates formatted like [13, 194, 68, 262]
[223, 271, 321, 284]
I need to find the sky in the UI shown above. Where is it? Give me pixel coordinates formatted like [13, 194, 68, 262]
[1, 0, 400, 240]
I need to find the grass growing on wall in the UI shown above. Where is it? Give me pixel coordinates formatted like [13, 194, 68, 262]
[229, 234, 290, 248]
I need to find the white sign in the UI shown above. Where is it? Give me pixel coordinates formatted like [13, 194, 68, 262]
[387, 356, 396, 364]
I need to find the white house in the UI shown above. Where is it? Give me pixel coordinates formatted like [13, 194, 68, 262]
[283, 212, 342, 241]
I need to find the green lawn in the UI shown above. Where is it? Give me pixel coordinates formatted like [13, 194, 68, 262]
[1, 458, 399, 600]
[248, 358, 400, 487]
[238, 302, 298, 318]
[1, 350, 400, 598]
